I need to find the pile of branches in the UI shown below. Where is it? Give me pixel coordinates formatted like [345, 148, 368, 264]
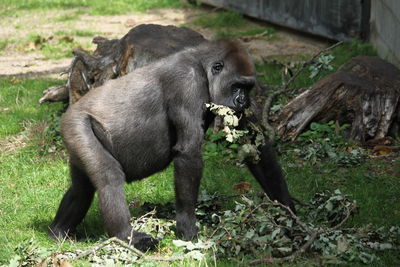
[8, 190, 399, 266]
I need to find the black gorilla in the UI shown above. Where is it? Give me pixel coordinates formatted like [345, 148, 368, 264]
[49, 39, 293, 251]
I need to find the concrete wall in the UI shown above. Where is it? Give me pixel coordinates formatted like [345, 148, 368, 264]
[370, 0, 400, 67]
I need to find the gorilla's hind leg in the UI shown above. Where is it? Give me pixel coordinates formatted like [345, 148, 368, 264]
[49, 164, 95, 240]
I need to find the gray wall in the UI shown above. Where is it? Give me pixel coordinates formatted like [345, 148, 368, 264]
[370, 0, 400, 67]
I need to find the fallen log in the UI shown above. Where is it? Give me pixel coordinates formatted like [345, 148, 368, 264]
[39, 24, 206, 104]
[275, 56, 400, 142]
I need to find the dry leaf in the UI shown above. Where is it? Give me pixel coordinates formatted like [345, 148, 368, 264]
[233, 182, 252, 193]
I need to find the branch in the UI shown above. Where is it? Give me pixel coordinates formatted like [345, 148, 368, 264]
[261, 41, 343, 139]
[250, 200, 356, 265]
[73, 237, 184, 262]
[75, 237, 145, 259]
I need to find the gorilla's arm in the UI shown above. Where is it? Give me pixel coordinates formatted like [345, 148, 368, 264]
[246, 142, 294, 211]
[166, 67, 209, 240]
[170, 107, 205, 240]
[243, 103, 295, 211]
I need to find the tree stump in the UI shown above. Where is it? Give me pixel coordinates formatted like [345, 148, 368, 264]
[39, 24, 206, 104]
[275, 56, 400, 142]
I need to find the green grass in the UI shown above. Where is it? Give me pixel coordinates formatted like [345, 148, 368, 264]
[193, 11, 245, 29]
[0, 0, 186, 17]
[55, 29, 98, 37]
[20, 33, 94, 60]
[54, 13, 81, 22]
[192, 10, 277, 40]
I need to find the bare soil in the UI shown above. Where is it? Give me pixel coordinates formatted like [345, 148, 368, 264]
[0, 7, 329, 78]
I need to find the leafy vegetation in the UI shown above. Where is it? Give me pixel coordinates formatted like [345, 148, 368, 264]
[205, 103, 265, 163]
[3, 189, 400, 266]
[289, 121, 365, 166]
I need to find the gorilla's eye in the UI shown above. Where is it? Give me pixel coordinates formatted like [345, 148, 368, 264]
[211, 62, 224, 75]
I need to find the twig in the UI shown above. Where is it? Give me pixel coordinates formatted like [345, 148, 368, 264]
[331, 203, 357, 231]
[75, 237, 145, 259]
[74, 237, 185, 262]
[272, 201, 313, 235]
[250, 200, 356, 265]
[239, 30, 271, 42]
[261, 41, 343, 139]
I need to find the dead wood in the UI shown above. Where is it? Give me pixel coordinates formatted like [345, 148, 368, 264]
[39, 24, 206, 104]
[275, 56, 400, 142]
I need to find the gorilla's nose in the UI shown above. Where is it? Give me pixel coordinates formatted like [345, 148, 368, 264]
[237, 94, 246, 104]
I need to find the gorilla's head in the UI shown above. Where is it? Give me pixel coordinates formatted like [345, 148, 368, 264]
[205, 40, 256, 112]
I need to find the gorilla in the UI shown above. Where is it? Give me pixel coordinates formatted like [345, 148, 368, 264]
[49, 39, 293, 251]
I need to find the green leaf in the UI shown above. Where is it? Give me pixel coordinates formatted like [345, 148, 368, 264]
[325, 201, 333, 211]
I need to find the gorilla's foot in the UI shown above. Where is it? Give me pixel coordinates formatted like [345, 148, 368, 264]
[130, 231, 159, 251]
[176, 219, 198, 240]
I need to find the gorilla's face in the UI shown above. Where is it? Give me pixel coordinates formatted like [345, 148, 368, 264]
[207, 41, 256, 112]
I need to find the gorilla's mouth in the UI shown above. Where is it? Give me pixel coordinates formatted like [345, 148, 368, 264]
[233, 92, 249, 110]
[231, 81, 254, 111]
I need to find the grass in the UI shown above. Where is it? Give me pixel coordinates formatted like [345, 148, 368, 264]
[192, 10, 276, 40]
[18, 33, 94, 60]
[0, 0, 187, 61]
[193, 11, 246, 29]
[0, 0, 186, 17]
[53, 13, 81, 22]
[54, 29, 98, 38]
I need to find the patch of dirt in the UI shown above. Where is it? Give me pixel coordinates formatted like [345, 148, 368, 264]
[0, 6, 329, 78]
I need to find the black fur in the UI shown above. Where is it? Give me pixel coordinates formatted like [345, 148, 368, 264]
[49, 40, 293, 251]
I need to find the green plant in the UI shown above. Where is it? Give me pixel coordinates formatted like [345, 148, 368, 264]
[309, 54, 334, 78]
[298, 121, 349, 145]
[205, 103, 265, 164]
[292, 121, 365, 166]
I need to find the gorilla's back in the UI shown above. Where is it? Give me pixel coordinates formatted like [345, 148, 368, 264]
[63, 65, 174, 182]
